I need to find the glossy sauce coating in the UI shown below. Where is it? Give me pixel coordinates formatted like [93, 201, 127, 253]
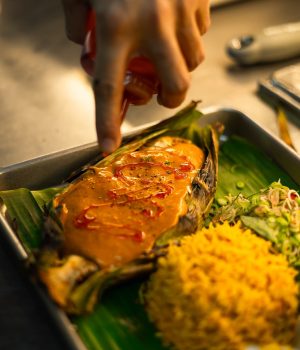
[54, 137, 204, 268]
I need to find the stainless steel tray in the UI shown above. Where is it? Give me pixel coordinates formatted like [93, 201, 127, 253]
[0, 107, 300, 350]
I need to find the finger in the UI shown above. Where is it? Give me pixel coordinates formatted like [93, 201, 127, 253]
[177, 17, 205, 71]
[195, 0, 211, 35]
[93, 43, 130, 153]
[61, 0, 89, 44]
[149, 37, 190, 109]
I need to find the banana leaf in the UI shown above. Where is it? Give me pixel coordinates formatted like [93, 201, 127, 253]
[0, 131, 298, 350]
[0, 187, 63, 253]
[216, 136, 299, 200]
[35, 102, 219, 314]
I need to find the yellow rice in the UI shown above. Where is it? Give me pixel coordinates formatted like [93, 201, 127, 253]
[145, 222, 298, 350]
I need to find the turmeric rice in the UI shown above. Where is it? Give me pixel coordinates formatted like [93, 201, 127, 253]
[145, 222, 298, 350]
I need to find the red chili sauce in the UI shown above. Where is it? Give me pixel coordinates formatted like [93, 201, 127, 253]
[54, 136, 204, 268]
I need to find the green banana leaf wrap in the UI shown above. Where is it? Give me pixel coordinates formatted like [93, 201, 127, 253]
[0, 102, 220, 314]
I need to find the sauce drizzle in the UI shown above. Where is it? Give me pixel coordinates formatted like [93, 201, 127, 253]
[73, 151, 195, 243]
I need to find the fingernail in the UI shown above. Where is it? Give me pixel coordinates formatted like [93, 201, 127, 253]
[100, 138, 116, 154]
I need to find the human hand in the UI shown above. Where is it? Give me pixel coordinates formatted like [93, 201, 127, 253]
[62, 0, 211, 153]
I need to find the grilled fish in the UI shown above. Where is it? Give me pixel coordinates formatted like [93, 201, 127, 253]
[38, 102, 219, 313]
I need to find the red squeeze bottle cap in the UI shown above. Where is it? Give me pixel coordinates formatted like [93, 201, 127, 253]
[81, 11, 159, 114]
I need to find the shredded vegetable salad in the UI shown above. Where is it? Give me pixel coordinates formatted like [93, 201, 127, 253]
[208, 182, 300, 267]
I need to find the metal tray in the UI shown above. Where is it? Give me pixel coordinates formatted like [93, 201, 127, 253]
[0, 107, 300, 350]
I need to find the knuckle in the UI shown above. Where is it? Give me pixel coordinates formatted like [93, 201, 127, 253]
[177, 25, 190, 40]
[197, 49, 205, 64]
[183, 42, 205, 71]
[93, 79, 117, 100]
[187, 57, 200, 72]
[149, 0, 172, 32]
[164, 100, 181, 108]
[98, 118, 112, 132]
[96, 4, 129, 36]
[163, 75, 190, 106]
[147, 11, 161, 32]
[96, 116, 117, 140]
[206, 16, 212, 30]
[150, 46, 166, 63]
[160, 74, 189, 107]
[154, 0, 171, 15]
[161, 93, 185, 108]
[176, 1, 189, 21]
[201, 17, 211, 35]
[172, 75, 190, 95]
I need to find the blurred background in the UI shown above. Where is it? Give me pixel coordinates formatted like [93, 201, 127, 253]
[0, 0, 299, 168]
[0, 0, 299, 349]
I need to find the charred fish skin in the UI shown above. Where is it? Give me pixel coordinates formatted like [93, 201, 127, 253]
[155, 126, 219, 246]
[185, 128, 218, 224]
[38, 103, 220, 314]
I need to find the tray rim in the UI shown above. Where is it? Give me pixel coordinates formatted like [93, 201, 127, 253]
[0, 105, 300, 350]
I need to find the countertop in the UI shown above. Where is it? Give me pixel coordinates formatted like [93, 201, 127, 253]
[0, 0, 299, 349]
